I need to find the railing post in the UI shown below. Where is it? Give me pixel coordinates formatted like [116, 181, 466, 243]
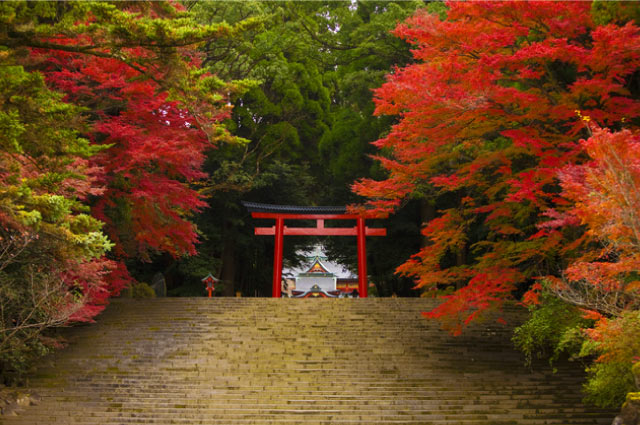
[272, 217, 284, 298]
[356, 217, 368, 298]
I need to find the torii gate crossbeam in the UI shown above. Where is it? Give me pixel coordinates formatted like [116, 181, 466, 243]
[243, 202, 386, 298]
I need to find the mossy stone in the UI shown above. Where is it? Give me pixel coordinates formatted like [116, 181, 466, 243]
[619, 392, 640, 425]
[132, 282, 156, 299]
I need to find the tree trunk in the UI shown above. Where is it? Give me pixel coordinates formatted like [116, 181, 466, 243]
[220, 228, 236, 297]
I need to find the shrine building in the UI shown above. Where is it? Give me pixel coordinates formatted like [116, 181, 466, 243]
[283, 247, 359, 298]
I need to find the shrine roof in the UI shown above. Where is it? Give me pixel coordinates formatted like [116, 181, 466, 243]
[242, 201, 347, 215]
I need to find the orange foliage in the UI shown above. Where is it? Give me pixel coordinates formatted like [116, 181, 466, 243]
[541, 126, 640, 315]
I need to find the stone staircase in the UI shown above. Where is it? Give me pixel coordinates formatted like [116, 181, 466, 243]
[2, 298, 615, 425]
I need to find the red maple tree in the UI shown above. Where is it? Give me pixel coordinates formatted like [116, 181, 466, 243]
[353, 1, 640, 333]
[26, 3, 240, 290]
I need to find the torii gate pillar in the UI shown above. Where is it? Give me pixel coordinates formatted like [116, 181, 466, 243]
[356, 217, 368, 298]
[272, 217, 284, 298]
[243, 202, 386, 298]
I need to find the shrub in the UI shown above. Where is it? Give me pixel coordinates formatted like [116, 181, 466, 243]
[583, 361, 636, 408]
[131, 282, 156, 299]
[0, 267, 70, 385]
[581, 311, 640, 407]
[513, 292, 590, 367]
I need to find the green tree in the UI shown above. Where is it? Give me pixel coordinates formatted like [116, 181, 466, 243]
[173, 1, 424, 297]
[171, 1, 328, 296]
[0, 64, 113, 383]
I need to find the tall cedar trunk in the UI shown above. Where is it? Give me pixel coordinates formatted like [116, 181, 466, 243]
[220, 226, 236, 296]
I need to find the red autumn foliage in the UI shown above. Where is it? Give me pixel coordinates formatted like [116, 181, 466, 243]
[353, 1, 640, 332]
[10, 3, 240, 327]
[533, 125, 640, 317]
[36, 44, 219, 262]
[61, 258, 118, 322]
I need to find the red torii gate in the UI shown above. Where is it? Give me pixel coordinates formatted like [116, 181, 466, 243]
[243, 202, 386, 298]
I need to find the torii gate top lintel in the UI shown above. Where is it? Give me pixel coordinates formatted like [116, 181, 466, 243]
[243, 201, 386, 298]
[243, 201, 347, 215]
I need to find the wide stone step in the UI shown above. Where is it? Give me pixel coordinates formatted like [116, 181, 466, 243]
[3, 298, 615, 425]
